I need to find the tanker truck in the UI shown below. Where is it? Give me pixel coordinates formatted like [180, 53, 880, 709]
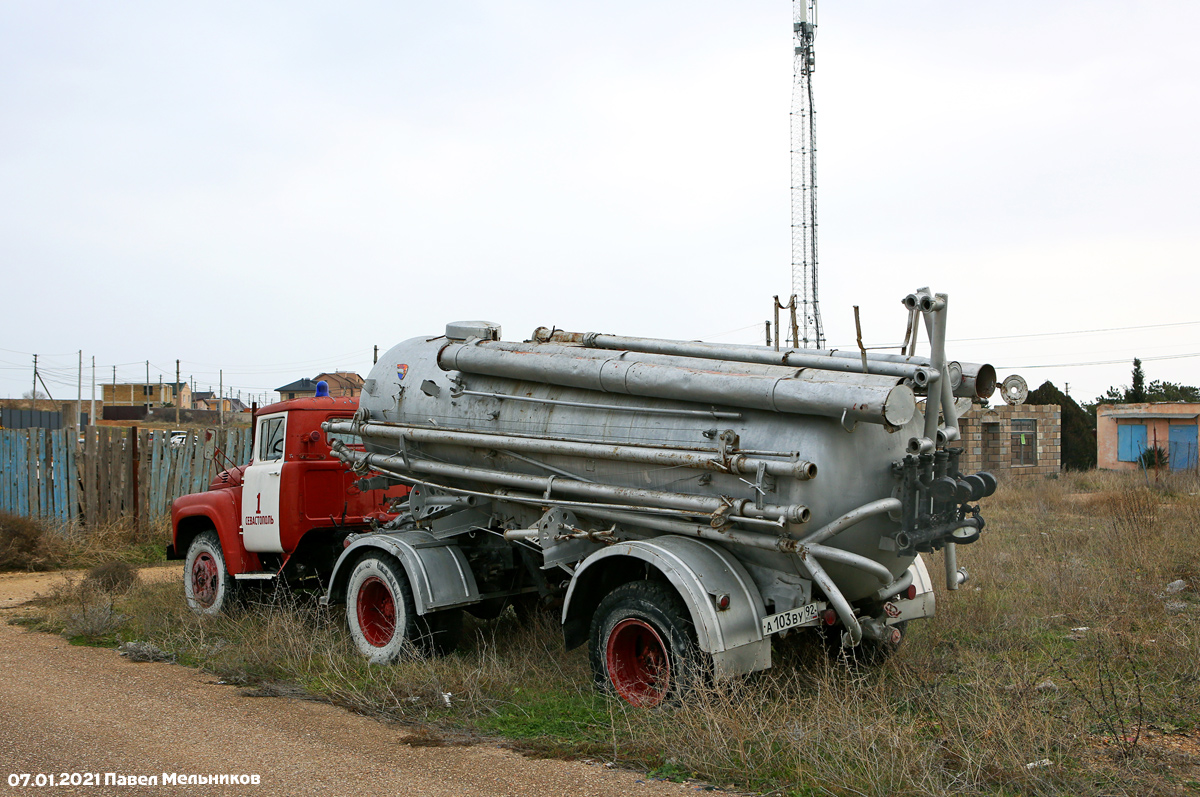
[173, 288, 998, 706]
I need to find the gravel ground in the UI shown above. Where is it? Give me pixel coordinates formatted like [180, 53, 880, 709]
[0, 569, 708, 797]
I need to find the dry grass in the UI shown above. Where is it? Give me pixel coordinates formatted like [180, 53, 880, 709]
[23, 470, 1200, 795]
[35, 569, 140, 640]
[0, 513, 170, 572]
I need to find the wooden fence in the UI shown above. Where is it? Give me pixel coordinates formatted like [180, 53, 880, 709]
[0, 427, 252, 524]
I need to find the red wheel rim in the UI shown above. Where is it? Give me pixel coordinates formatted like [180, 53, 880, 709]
[605, 618, 671, 707]
[357, 576, 396, 648]
[190, 552, 219, 608]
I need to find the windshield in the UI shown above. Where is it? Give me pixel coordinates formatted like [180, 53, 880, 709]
[258, 417, 285, 461]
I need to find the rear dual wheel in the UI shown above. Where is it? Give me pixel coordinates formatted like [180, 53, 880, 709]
[345, 554, 461, 663]
[589, 581, 699, 707]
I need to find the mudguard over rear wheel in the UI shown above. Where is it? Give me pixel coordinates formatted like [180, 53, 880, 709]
[588, 580, 699, 707]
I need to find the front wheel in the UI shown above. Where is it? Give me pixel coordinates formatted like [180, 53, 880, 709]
[184, 530, 238, 615]
[588, 580, 699, 707]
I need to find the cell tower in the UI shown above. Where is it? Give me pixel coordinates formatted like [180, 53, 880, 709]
[791, 0, 824, 348]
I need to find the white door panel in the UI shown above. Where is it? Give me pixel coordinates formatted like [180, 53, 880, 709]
[242, 414, 286, 553]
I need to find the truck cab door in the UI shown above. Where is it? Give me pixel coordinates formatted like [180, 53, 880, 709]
[241, 413, 287, 553]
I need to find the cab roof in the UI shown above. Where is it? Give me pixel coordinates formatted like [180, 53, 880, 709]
[256, 396, 360, 416]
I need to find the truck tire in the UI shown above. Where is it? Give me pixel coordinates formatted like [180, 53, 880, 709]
[422, 608, 463, 656]
[184, 530, 238, 615]
[511, 594, 555, 628]
[589, 580, 699, 707]
[345, 554, 421, 664]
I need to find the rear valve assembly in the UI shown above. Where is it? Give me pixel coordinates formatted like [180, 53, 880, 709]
[890, 446, 997, 555]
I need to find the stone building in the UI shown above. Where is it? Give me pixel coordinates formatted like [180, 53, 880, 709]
[101, 381, 191, 410]
[315, 371, 364, 398]
[956, 403, 1061, 477]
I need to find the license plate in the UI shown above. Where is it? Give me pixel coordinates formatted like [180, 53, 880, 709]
[761, 601, 822, 636]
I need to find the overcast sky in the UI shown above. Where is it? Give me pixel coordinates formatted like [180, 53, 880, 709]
[2, 1, 1197, 407]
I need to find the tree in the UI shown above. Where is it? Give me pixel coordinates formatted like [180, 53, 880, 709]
[1089, 359, 1200, 410]
[1145, 380, 1200, 403]
[1130, 358, 1145, 402]
[21, 390, 47, 408]
[1027, 381, 1096, 471]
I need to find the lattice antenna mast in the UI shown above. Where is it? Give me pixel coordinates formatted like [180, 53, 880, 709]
[791, 0, 824, 348]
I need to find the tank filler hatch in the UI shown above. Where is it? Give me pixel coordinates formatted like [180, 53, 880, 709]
[445, 321, 501, 342]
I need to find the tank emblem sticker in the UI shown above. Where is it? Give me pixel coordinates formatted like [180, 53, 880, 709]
[397, 364, 409, 381]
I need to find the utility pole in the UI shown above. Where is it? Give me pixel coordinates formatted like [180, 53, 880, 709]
[112, 366, 117, 405]
[31, 354, 38, 409]
[175, 360, 181, 424]
[374, 345, 379, 364]
[90, 356, 95, 427]
[145, 360, 150, 416]
[76, 350, 82, 432]
[219, 369, 224, 431]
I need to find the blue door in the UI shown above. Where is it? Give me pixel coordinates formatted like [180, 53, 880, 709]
[1169, 424, 1198, 470]
[1118, 424, 1147, 462]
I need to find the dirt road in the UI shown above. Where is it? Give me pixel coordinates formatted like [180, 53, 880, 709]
[0, 569, 701, 797]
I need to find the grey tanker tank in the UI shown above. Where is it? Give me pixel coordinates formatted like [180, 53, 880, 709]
[323, 289, 997, 701]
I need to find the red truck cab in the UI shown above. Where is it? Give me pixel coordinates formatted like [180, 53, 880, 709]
[170, 396, 408, 613]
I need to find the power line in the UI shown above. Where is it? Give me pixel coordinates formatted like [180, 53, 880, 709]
[1000, 351, 1200, 370]
[830, 321, 1200, 350]
[0, 346, 78, 357]
[947, 319, 1200, 345]
[699, 323, 762, 339]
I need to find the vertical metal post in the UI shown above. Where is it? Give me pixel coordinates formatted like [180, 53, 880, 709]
[789, 296, 800, 349]
[31, 354, 38, 409]
[76, 351, 82, 432]
[1153, 426, 1159, 483]
[922, 298, 947, 442]
[145, 360, 150, 416]
[175, 360, 181, 425]
[905, 307, 920, 356]
[373, 345, 379, 364]
[772, 297, 781, 351]
[219, 370, 224, 431]
[130, 425, 139, 527]
[927, 293, 959, 591]
[944, 541, 959, 591]
[853, 306, 867, 373]
[90, 356, 95, 428]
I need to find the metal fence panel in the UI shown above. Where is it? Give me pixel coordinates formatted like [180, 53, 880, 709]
[1, 408, 63, 430]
